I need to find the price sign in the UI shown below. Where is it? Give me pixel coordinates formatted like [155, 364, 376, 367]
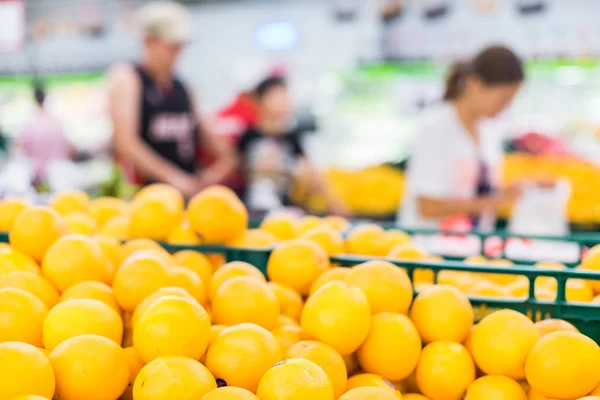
[0, 0, 25, 53]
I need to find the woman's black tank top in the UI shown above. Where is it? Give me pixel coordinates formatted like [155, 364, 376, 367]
[135, 65, 198, 181]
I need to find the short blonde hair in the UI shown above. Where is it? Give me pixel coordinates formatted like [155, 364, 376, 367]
[136, 1, 193, 44]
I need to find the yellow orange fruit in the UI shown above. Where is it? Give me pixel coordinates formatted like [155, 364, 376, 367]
[309, 267, 350, 296]
[205, 323, 282, 393]
[171, 266, 208, 305]
[302, 226, 345, 256]
[201, 387, 259, 400]
[0, 342, 55, 400]
[410, 285, 473, 343]
[0, 271, 58, 309]
[470, 310, 540, 379]
[302, 281, 371, 356]
[133, 184, 185, 211]
[357, 313, 421, 381]
[267, 239, 330, 296]
[173, 250, 213, 284]
[188, 185, 248, 244]
[212, 276, 279, 330]
[343, 353, 359, 376]
[43, 299, 123, 350]
[468, 281, 508, 298]
[9, 395, 50, 400]
[49, 334, 129, 400]
[339, 387, 399, 400]
[416, 341, 475, 400]
[298, 215, 323, 234]
[112, 255, 172, 311]
[322, 215, 350, 232]
[120, 346, 145, 400]
[566, 279, 594, 302]
[525, 331, 600, 400]
[0, 248, 39, 277]
[131, 286, 196, 328]
[381, 230, 412, 254]
[0, 288, 47, 346]
[98, 215, 130, 240]
[260, 213, 298, 240]
[128, 196, 183, 241]
[345, 224, 386, 256]
[272, 324, 302, 354]
[286, 341, 347, 399]
[50, 190, 89, 216]
[209, 261, 266, 300]
[464, 375, 527, 400]
[403, 395, 428, 400]
[346, 260, 413, 315]
[534, 319, 579, 337]
[167, 219, 202, 245]
[133, 296, 211, 363]
[387, 242, 429, 260]
[269, 282, 303, 322]
[42, 234, 112, 292]
[229, 229, 277, 249]
[9, 206, 67, 262]
[65, 212, 98, 235]
[92, 234, 120, 270]
[345, 374, 400, 397]
[581, 245, 600, 292]
[133, 356, 216, 400]
[534, 262, 566, 291]
[59, 281, 120, 313]
[257, 358, 334, 400]
[0, 197, 28, 232]
[89, 197, 128, 227]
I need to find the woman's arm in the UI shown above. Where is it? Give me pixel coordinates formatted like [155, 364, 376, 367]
[109, 65, 198, 195]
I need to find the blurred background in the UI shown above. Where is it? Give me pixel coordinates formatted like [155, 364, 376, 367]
[0, 0, 599, 232]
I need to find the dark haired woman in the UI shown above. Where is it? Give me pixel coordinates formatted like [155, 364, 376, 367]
[237, 77, 350, 216]
[398, 46, 526, 230]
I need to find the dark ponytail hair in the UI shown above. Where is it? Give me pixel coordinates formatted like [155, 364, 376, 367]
[443, 45, 524, 101]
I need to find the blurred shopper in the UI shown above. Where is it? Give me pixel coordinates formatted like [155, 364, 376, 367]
[17, 85, 73, 184]
[237, 76, 350, 215]
[108, 0, 235, 198]
[398, 46, 525, 230]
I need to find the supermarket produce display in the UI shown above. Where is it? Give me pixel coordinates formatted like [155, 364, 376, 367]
[1, 184, 600, 399]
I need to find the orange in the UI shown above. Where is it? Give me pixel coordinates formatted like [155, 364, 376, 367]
[43, 299, 123, 350]
[381, 230, 412, 255]
[92, 235, 120, 272]
[302, 226, 345, 256]
[403, 395, 429, 400]
[257, 358, 334, 400]
[173, 250, 213, 284]
[528, 388, 556, 400]
[525, 331, 600, 400]
[133, 356, 216, 400]
[269, 282, 303, 322]
[0, 288, 47, 346]
[131, 286, 196, 328]
[470, 310, 540, 379]
[120, 347, 145, 400]
[0, 197, 28, 232]
[345, 374, 401, 397]
[410, 285, 473, 343]
[468, 281, 508, 298]
[59, 281, 120, 314]
[112, 254, 172, 311]
[65, 212, 98, 235]
[10, 206, 67, 262]
[286, 341, 347, 399]
[534, 319, 579, 337]
[309, 267, 350, 296]
[346, 261, 413, 315]
[566, 279, 594, 302]
[0, 248, 40, 277]
[49, 334, 129, 400]
[212, 276, 279, 330]
[133, 183, 185, 211]
[205, 323, 282, 393]
[209, 261, 266, 300]
[0, 342, 55, 400]
[9, 395, 50, 400]
[534, 262, 566, 292]
[98, 215, 130, 240]
[387, 242, 429, 260]
[128, 196, 183, 241]
[339, 387, 399, 400]
[322, 215, 350, 232]
[301, 281, 371, 356]
[345, 224, 386, 256]
[201, 387, 259, 400]
[229, 229, 277, 249]
[42, 234, 112, 292]
[416, 341, 475, 400]
[171, 266, 208, 305]
[50, 190, 89, 216]
[464, 376, 527, 400]
[343, 353, 359, 376]
[187, 185, 248, 244]
[260, 213, 298, 240]
[357, 313, 421, 381]
[133, 296, 211, 363]
[0, 271, 58, 309]
[271, 324, 303, 354]
[278, 315, 299, 327]
[89, 196, 129, 227]
[581, 245, 600, 292]
[117, 238, 165, 264]
[167, 219, 202, 245]
[298, 215, 323, 235]
[267, 239, 330, 296]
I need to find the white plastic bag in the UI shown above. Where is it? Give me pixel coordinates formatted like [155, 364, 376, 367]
[508, 179, 571, 236]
